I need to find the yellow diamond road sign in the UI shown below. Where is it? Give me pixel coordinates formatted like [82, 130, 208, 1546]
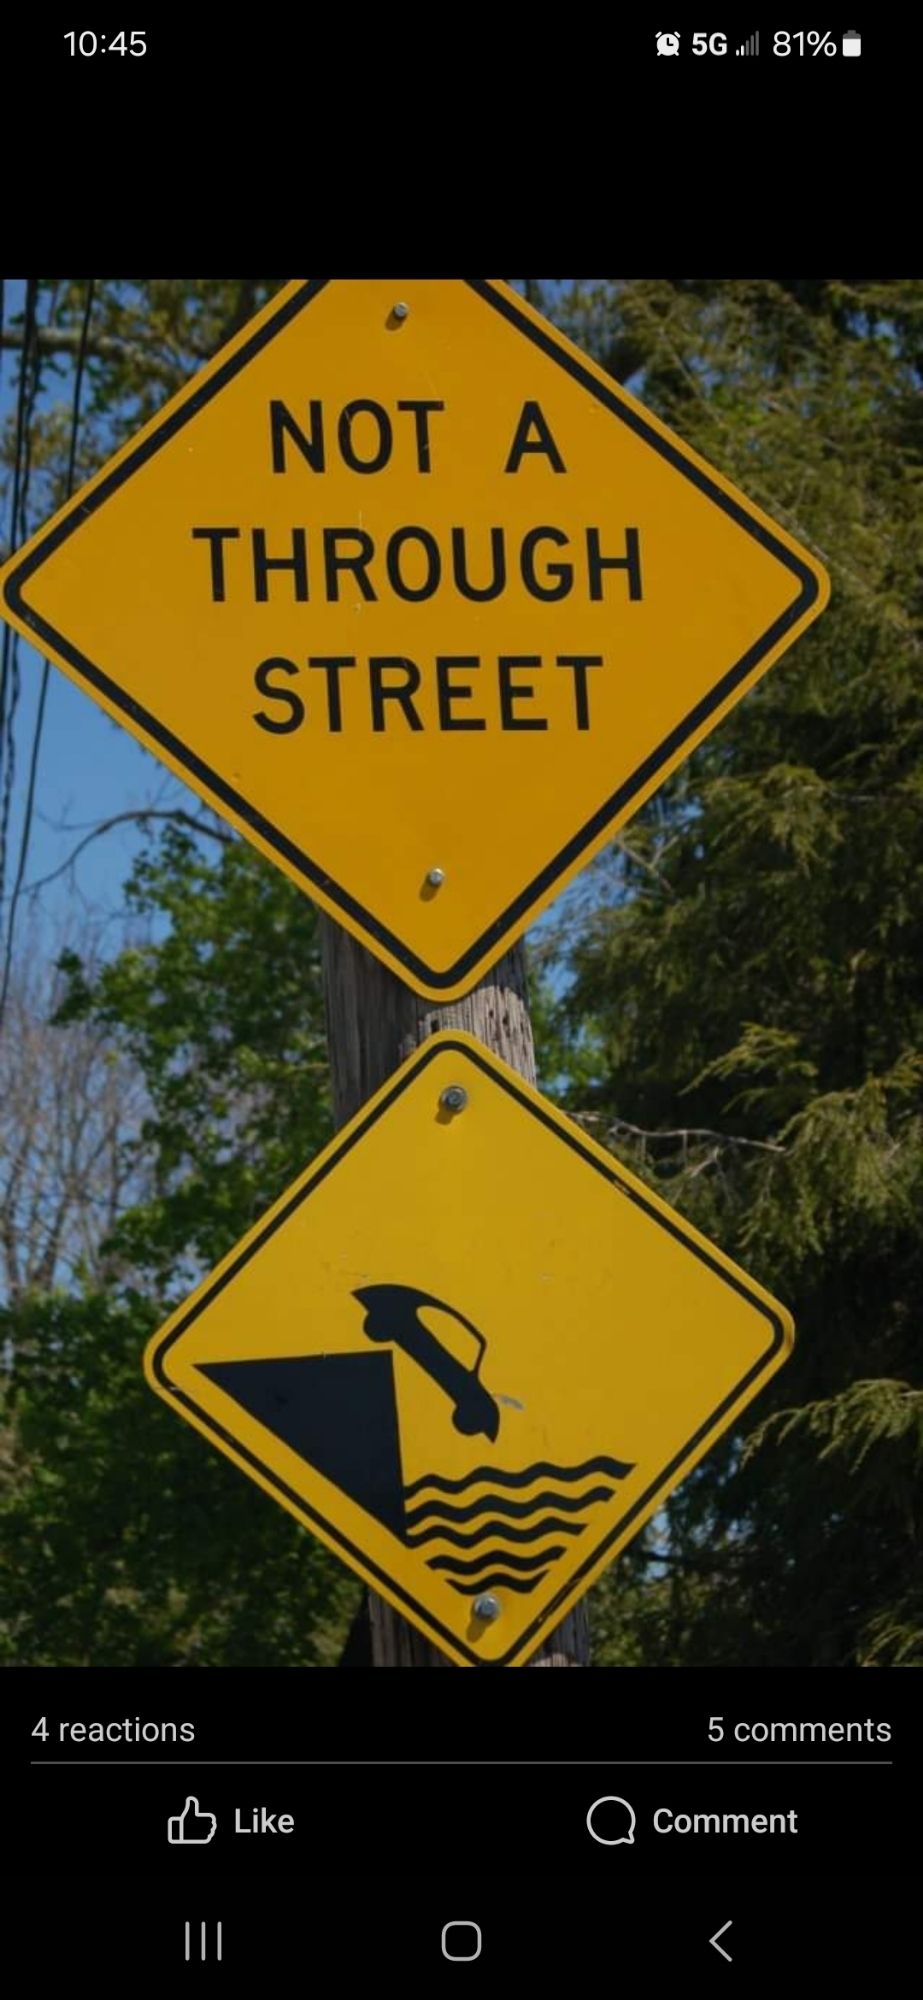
[0, 280, 828, 1001]
[145, 1032, 793, 1666]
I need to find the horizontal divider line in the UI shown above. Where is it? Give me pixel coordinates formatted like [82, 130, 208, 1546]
[29, 1759, 895, 1767]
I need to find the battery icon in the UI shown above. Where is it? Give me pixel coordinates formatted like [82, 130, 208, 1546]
[842, 30, 861, 55]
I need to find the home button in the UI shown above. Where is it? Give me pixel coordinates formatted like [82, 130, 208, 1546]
[441, 1921, 482, 1962]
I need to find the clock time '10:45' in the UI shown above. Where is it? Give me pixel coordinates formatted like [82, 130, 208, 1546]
[63, 30, 147, 54]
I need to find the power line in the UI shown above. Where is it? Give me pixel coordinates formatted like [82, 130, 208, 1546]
[0, 280, 96, 1027]
[0, 276, 40, 919]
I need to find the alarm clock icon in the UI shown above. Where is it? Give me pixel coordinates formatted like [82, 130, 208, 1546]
[656, 31, 681, 55]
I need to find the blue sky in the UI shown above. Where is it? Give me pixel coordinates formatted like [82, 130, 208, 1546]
[0, 279, 207, 955]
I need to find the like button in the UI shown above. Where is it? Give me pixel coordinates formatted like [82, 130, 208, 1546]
[168, 1796, 217, 1844]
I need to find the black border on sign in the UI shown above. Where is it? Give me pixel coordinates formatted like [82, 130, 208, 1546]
[1, 280, 820, 994]
[149, 1037, 786, 1668]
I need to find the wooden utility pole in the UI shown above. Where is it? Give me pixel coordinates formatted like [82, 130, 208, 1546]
[321, 917, 589, 1669]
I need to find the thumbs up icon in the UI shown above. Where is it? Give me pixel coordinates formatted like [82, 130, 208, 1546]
[168, 1796, 217, 1844]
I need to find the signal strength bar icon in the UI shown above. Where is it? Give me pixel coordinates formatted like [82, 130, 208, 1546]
[736, 31, 759, 54]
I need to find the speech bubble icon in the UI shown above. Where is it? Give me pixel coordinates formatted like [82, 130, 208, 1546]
[586, 1795, 636, 1846]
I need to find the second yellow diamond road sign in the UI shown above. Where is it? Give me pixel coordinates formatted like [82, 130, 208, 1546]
[144, 1032, 793, 1666]
[0, 280, 828, 1000]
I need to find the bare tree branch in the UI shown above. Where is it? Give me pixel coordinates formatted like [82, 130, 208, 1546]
[574, 1111, 786, 1156]
[3, 808, 233, 903]
[613, 834, 676, 894]
[0, 928, 152, 1299]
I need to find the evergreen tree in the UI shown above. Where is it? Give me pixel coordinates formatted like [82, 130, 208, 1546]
[1, 280, 920, 1665]
[538, 281, 923, 1665]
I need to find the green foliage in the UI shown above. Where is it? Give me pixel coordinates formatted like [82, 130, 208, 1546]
[55, 825, 333, 1287]
[0, 825, 355, 1666]
[0, 1292, 359, 1666]
[539, 279, 923, 1667]
[2, 277, 921, 1669]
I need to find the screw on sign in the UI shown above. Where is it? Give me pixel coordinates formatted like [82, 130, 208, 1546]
[0, 279, 828, 1002]
[0, 283, 828, 1667]
[144, 1034, 795, 1668]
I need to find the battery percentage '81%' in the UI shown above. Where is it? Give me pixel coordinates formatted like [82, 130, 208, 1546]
[773, 31, 838, 54]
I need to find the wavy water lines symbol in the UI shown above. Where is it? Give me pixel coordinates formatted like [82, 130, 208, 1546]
[403, 1454, 634, 1596]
